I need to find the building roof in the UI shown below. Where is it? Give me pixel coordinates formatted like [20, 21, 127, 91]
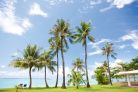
[118, 70, 138, 75]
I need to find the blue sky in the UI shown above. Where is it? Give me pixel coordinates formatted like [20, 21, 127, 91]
[0, 0, 138, 79]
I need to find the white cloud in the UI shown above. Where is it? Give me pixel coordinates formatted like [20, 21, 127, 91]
[100, 0, 135, 12]
[110, 59, 124, 68]
[88, 39, 111, 56]
[90, 0, 102, 5]
[100, 4, 114, 12]
[45, 0, 74, 5]
[0, 65, 6, 68]
[29, 3, 48, 17]
[121, 30, 138, 50]
[22, 18, 32, 30]
[88, 59, 124, 76]
[0, 70, 28, 78]
[88, 49, 102, 56]
[107, 0, 113, 3]
[87, 62, 105, 76]
[0, 0, 32, 35]
[0, 65, 71, 79]
[0, 69, 49, 78]
[59, 66, 71, 76]
[118, 44, 126, 49]
[113, 0, 134, 8]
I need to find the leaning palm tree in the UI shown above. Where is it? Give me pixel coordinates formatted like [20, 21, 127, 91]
[49, 26, 61, 88]
[52, 19, 73, 88]
[102, 42, 116, 85]
[74, 21, 94, 88]
[73, 58, 84, 72]
[38, 50, 56, 88]
[10, 44, 40, 88]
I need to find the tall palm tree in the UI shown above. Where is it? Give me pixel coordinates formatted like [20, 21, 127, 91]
[10, 44, 40, 88]
[49, 26, 61, 88]
[74, 21, 94, 88]
[73, 58, 84, 72]
[52, 19, 73, 88]
[38, 50, 56, 88]
[102, 42, 116, 86]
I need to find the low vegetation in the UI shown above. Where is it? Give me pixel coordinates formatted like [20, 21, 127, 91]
[0, 85, 138, 92]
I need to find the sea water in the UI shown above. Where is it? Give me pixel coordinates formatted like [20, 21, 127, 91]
[0, 78, 97, 88]
[0, 77, 137, 88]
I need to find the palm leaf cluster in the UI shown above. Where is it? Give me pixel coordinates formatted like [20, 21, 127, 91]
[10, 19, 118, 89]
[67, 69, 85, 89]
[10, 45, 56, 88]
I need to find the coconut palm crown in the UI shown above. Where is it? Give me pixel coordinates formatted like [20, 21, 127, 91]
[73, 58, 84, 72]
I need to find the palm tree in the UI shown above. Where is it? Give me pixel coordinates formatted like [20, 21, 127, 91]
[102, 42, 116, 85]
[49, 26, 61, 88]
[74, 21, 94, 88]
[67, 69, 85, 89]
[38, 50, 56, 88]
[10, 44, 40, 88]
[73, 58, 84, 72]
[52, 19, 73, 88]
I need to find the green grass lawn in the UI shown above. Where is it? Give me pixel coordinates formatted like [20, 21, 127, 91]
[0, 85, 138, 92]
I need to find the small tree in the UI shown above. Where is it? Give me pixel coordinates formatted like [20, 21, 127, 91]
[95, 66, 109, 85]
[67, 69, 85, 89]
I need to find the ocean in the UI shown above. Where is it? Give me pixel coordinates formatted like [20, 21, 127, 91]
[0, 77, 137, 88]
[0, 78, 97, 88]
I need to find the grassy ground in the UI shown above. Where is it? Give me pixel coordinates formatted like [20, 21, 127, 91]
[0, 85, 138, 92]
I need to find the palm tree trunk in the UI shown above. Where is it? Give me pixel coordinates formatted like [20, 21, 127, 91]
[85, 39, 90, 88]
[45, 66, 49, 88]
[61, 37, 66, 89]
[29, 67, 32, 89]
[55, 48, 59, 88]
[107, 55, 112, 85]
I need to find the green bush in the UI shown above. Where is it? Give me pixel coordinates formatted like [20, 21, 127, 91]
[95, 67, 109, 85]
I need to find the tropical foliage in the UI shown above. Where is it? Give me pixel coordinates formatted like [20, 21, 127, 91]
[74, 21, 94, 88]
[67, 69, 85, 89]
[38, 50, 56, 88]
[10, 44, 41, 88]
[49, 19, 74, 88]
[10, 19, 138, 90]
[72, 58, 84, 72]
[95, 66, 109, 85]
[102, 42, 116, 85]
